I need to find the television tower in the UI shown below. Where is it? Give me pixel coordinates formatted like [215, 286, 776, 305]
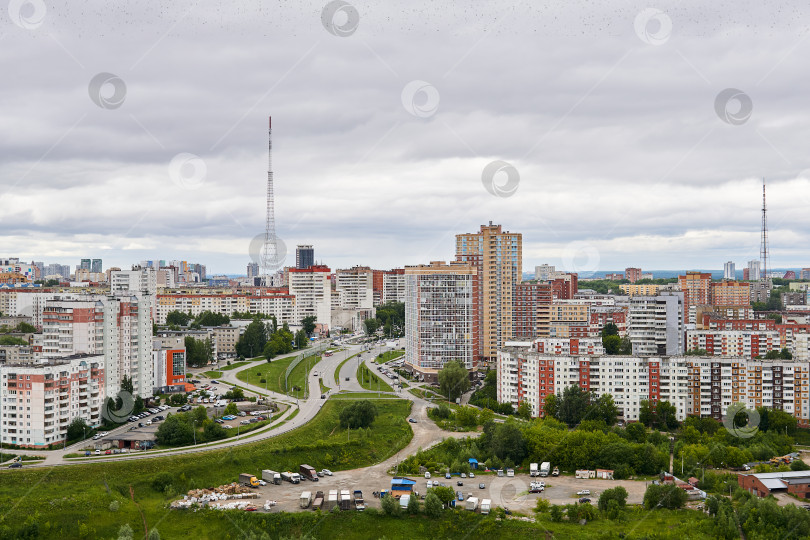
[759, 177, 771, 292]
[262, 116, 276, 285]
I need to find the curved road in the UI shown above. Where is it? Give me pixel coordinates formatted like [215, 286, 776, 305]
[3, 339, 419, 468]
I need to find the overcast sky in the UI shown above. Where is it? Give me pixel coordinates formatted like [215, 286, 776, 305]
[3, 1, 810, 276]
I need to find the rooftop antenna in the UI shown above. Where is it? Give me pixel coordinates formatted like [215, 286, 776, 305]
[760, 177, 771, 293]
[262, 116, 276, 285]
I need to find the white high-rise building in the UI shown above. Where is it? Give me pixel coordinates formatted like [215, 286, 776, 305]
[287, 265, 331, 328]
[626, 292, 684, 356]
[748, 260, 762, 281]
[404, 261, 478, 380]
[335, 266, 374, 311]
[382, 269, 406, 304]
[110, 267, 157, 295]
[724, 261, 736, 280]
[535, 264, 556, 281]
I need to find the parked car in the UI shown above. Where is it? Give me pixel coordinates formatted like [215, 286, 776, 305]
[457, 481, 463, 486]
[445, 473, 451, 479]
[7, 463, 21, 469]
[425, 472, 431, 479]
[456, 491, 464, 501]
[579, 498, 591, 504]
[577, 490, 591, 496]
[427, 480, 433, 488]
[137, 423, 144, 428]
[95, 449, 101, 455]
[408, 418, 417, 423]
[321, 469, 333, 476]
[240, 420, 250, 425]
[461, 473, 467, 478]
[479, 483, 485, 489]
[469, 472, 475, 478]
[215, 418, 224, 424]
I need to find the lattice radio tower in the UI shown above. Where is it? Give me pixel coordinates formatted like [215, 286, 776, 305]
[760, 177, 770, 291]
[262, 116, 276, 285]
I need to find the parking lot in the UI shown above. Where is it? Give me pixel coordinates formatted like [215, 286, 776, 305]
[208, 470, 649, 513]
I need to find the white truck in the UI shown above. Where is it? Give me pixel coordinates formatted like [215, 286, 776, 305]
[540, 462, 551, 477]
[466, 496, 479, 511]
[262, 469, 281, 485]
[327, 490, 339, 510]
[530, 463, 539, 477]
[300, 491, 312, 509]
[480, 499, 491, 515]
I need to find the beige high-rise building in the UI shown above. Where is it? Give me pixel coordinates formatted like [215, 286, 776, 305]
[456, 222, 522, 364]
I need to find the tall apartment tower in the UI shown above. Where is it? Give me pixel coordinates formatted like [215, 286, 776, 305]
[678, 271, 711, 325]
[91, 259, 102, 273]
[404, 261, 480, 380]
[456, 222, 522, 364]
[296, 245, 315, 270]
[723, 261, 736, 280]
[625, 267, 642, 283]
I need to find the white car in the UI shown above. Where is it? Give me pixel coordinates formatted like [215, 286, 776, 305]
[427, 480, 433, 488]
[425, 472, 431, 479]
[577, 489, 590, 496]
[258, 480, 267, 486]
[100, 431, 109, 436]
[145, 420, 152, 426]
[321, 469, 333, 476]
[469, 472, 475, 478]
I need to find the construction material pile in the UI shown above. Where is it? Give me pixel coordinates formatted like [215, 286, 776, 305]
[171, 483, 260, 509]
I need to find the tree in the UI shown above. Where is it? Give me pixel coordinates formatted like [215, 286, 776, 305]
[618, 336, 632, 354]
[0, 335, 28, 346]
[294, 329, 308, 349]
[363, 317, 380, 335]
[626, 422, 647, 443]
[589, 394, 618, 426]
[224, 387, 244, 400]
[15, 322, 36, 333]
[117, 523, 134, 540]
[155, 414, 194, 446]
[194, 311, 230, 327]
[602, 322, 619, 337]
[543, 394, 559, 419]
[66, 418, 91, 442]
[301, 316, 317, 336]
[168, 393, 188, 406]
[639, 400, 655, 427]
[602, 335, 622, 355]
[455, 406, 479, 427]
[489, 421, 528, 464]
[643, 483, 686, 510]
[165, 311, 192, 326]
[202, 421, 226, 442]
[191, 405, 208, 426]
[791, 460, 810, 471]
[134, 395, 145, 415]
[429, 485, 456, 505]
[381, 493, 398, 515]
[517, 401, 532, 420]
[424, 492, 443, 517]
[185, 337, 213, 368]
[437, 360, 470, 403]
[339, 401, 378, 429]
[121, 375, 134, 395]
[557, 384, 590, 426]
[224, 402, 239, 416]
[655, 400, 679, 430]
[598, 486, 628, 512]
[236, 318, 269, 358]
[407, 492, 420, 514]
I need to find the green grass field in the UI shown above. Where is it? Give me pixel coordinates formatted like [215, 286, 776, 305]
[220, 361, 250, 371]
[334, 392, 402, 399]
[0, 399, 413, 539]
[358, 364, 394, 392]
[286, 354, 323, 397]
[202, 370, 223, 378]
[375, 350, 405, 364]
[319, 378, 330, 394]
[236, 355, 297, 393]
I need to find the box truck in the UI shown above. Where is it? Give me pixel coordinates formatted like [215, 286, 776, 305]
[281, 471, 301, 484]
[262, 470, 281, 485]
[327, 490, 339, 510]
[480, 499, 491, 515]
[313, 491, 324, 509]
[466, 496, 479, 511]
[540, 462, 551, 477]
[299, 464, 318, 482]
[530, 463, 539, 477]
[239, 473, 260, 488]
[340, 489, 352, 510]
[300, 491, 312, 509]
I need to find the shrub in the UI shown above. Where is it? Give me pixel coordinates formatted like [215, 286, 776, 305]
[109, 500, 120, 512]
[151, 472, 173, 493]
[534, 498, 550, 513]
[550, 505, 564, 522]
[407, 493, 419, 514]
[644, 483, 686, 510]
[381, 493, 398, 516]
[424, 492, 443, 518]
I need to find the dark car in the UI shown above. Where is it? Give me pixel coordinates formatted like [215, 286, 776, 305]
[321, 394, 326, 399]
[7, 463, 21, 469]
[445, 473, 451, 479]
[456, 491, 464, 501]
[579, 498, 591, 504]
[138, 422, 144, 427]
[345, 377, 349, 381]
[408, 418, 417, 424]
[457, 480, 463, 486]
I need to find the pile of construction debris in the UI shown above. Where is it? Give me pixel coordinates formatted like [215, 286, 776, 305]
[171, 483, 260, 509]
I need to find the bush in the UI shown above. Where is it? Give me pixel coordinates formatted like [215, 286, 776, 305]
[109, 500, 120, 512]
[117, 523, 134, 540]
[151, 472, 174, 493]
[407, 493, 419, 514]
[598, 486, 628, 512]
[792, 460, 810, 471]
[644, 483, 686, 510]
[550, 505, 564, 522]
[534, 498, 550, 513]
[424, 492, 443, 517]
[339, 401, 379, 429]
[381, 493, 398, 516]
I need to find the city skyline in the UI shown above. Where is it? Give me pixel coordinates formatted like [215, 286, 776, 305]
[4, 2, 810, 274]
